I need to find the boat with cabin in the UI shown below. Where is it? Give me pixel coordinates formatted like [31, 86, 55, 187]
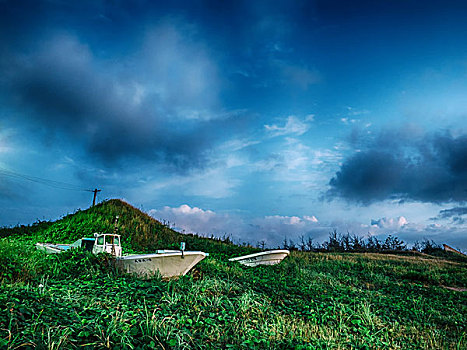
[36, 233, 206, 278]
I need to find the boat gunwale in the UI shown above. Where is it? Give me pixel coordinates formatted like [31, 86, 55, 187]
[117, 251, 207, 260]
[228, 249, 290, 262]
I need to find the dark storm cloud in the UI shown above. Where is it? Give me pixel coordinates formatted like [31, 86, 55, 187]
[432, 207, 467, 224]
[437, 207, 467, 218]
[0, 0, 269, 173]
[328, 130, 467, 204]
[0, 30, 232, 172]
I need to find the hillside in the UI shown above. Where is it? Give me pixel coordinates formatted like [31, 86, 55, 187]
[0, 200, 466, 349]
[11, 199, 258, 258]
[37, 199, 182, 251]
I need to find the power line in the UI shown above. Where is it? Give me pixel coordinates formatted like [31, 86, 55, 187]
[0, 167, 95, 192]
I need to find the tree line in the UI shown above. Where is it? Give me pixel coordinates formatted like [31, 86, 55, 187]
[277, 230, 444, 254]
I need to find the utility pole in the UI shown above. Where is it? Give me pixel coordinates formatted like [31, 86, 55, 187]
[92, 188, 101, 206]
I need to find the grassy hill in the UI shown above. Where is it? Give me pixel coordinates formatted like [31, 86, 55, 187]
[7, 199, 258, 258]
[0, 200, 466, 349]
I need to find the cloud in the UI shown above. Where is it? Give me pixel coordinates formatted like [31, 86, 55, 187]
[137, 164, 241, 200]
[142, 23, 221, 115]
[265, 116, 310, 137]
[148, 203, 467, 250]
[386, 222, 467, 251]
[328, 129, 467, 204]
[148, 204, 236, 235]
[371, 216, 408, 229]
[431, 207, 467, 225]
[437, 207, 467, 218]
[220, 138, 260, 152]
[1, 27, 227, 172]
[247, 214, 325, 245]
[149, 204, 323, 246]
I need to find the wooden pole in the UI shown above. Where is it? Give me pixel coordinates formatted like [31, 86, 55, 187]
[92, 188, 101, 206]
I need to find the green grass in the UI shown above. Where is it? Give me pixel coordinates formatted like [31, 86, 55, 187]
[0, 200, 466, 349]
[1, 241, 466, 349]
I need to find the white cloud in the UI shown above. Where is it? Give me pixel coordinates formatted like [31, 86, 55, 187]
[221, 138, 260, 152]
[282, 139, 310, 169]
[148, 204, 323, 247]
[304, 215, 319, 222]
[310, 149, 342, 166]
[148, 202, 467, 251]
[149, 204, 233, 235]
[265, 116, 310, 137]
[263, 215, 304, 226]
[371, 216, 408, 229]
[340, 117, 357, 124]
[250, 214, 323, 244]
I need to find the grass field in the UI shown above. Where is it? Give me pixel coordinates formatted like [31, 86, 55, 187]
[0, 200, 466, 349]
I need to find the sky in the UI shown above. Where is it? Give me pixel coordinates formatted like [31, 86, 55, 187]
[1, 0, 467, 250]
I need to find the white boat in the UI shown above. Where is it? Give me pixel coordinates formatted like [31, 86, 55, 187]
[228, 250, 290, 267]
[36, 233, 206, 278]
[36, 234, 121, 256]
[116, 250, 207, 278]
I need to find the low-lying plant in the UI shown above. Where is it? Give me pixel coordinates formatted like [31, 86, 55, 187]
[0, 200, 465, 349]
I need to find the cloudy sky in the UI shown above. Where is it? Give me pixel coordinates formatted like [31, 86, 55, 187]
[1, 0, 467, 250]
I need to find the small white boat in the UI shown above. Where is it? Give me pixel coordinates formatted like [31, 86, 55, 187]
[36, 233, 206, 278]
[229, 250, 290, 267]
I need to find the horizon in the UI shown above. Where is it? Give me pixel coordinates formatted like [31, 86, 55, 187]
[1, 0, 467, 250]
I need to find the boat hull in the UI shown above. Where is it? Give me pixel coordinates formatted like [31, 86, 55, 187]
[229, 250, 290, 267]
[116, 251, 206, 278]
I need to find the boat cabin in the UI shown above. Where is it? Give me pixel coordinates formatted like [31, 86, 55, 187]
[90, 233, 122, 257]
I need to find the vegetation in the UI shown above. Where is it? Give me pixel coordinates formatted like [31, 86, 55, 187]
[0, 199, 466, 349]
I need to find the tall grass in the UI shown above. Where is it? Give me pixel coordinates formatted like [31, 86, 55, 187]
[1, 237, 465, 349]
[1, 200, 465, 349]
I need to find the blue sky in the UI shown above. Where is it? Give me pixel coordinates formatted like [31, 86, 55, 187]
[1, 0, 467, 250]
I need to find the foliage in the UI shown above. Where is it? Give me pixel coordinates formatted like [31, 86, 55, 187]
[1, 238, 466, 349]
[0, 200, 466, 349]
[0, 220, 52, 239]
[2, 199, 248, 258]
[294, 231, 457, 256]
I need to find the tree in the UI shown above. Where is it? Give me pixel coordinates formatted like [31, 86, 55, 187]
[421, 239, 441, 254]
[382, 235, 406, 251]
[351, 234, 364, 251]
[341, 233, 351, 251]
[366, 236, 381, 251]
[299, 235, 306, 251]
[324, 230, 343, 252]
[306, 236, 314, 252]
[258, 240, 266, 250]
[288, 239, 297, 251]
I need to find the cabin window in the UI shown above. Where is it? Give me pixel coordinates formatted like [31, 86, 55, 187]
[114, 236, 120, 245]
[97, 236, 104, 245]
